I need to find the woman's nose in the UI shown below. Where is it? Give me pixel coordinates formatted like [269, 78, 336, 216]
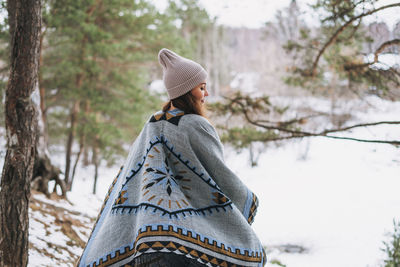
[205, 89, 209, 96]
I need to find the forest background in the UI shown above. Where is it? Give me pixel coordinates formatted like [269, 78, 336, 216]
[0, 0, 399, 266]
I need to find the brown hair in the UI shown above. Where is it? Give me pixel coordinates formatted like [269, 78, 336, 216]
[162, 90, 207, 118]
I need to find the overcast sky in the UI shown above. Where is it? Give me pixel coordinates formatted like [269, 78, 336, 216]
[154, 0, 400, 30]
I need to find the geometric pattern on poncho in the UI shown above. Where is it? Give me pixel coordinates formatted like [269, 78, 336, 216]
[111, 134, 233, 219]
[247, 194, 259, 224]
[77, 109, 266, 267]
[149, 109, 185, 126]
[85, 224, 265, 267]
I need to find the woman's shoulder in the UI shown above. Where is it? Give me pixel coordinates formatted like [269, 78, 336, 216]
[180, 113, 219, 139]
[181, 113, 213, 128]
[181, 113, 209, 124]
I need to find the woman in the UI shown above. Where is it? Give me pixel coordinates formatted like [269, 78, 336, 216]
[78, 49, 266, 267]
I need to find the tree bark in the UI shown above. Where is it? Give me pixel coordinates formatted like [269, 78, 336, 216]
[0, 0, 41, 266]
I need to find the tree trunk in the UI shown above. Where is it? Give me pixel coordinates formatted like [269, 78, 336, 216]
[82, 100, 91, 166]
[92, 142, 99, 195]
[38, 26, 48, 148]
[69, 98, 90, 190]
[32, 154, 64, 197]
[69, 131, 85, 191]
[64, 99, 80, 186]
[0, 0, 41, 266]
[92, 111, 101, 195]
[31, 21, 66, 197]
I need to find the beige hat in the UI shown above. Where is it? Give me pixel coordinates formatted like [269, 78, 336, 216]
[158, 48, 207, 100]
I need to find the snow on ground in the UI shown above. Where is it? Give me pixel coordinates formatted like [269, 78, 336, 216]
[29, 191, 97, 266]
[230, 72, 260, 94]
[224, 95, 400, 267]
[227, 136, 400, 267]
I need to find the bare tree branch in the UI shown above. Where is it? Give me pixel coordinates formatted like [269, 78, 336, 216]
[374, 39, 400, 60]
[247, 132, 400, 145]
[321, 120, 400, 134]
[256, 114, 323, 127]
[219, 94, 400, 146]
[322, 135, 400, 144]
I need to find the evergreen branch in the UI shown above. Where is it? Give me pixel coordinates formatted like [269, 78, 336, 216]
[347, 17, 363, 40]
[382, 69, 400, 87]
[86, 0, 102, 16]
[310, 3, 400, 77]
[319, 0, 367, 23]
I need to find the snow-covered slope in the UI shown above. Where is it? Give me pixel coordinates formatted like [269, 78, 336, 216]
[28, 191, 101, 266]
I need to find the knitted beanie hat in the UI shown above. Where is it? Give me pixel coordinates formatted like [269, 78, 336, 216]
[158, 48, 207, 100]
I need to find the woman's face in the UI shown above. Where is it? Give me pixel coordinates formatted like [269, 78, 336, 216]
[191, 83, 209, 105]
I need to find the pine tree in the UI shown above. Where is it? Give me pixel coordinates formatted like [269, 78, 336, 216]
[284, 0, 400, 94]
[41, 0, 186, 193]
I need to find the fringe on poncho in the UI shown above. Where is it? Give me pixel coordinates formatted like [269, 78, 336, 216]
[78, 108, 266, 267]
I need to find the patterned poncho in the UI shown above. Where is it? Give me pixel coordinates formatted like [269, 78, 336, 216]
[78, 108, 266, 267]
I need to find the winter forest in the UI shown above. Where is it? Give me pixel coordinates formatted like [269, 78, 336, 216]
[0, 0, 399, 266]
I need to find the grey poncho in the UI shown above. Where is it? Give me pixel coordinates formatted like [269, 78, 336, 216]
[78, 108, 266, 267]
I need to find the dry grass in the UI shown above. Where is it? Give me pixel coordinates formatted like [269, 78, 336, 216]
[29, 191, 95, 266]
